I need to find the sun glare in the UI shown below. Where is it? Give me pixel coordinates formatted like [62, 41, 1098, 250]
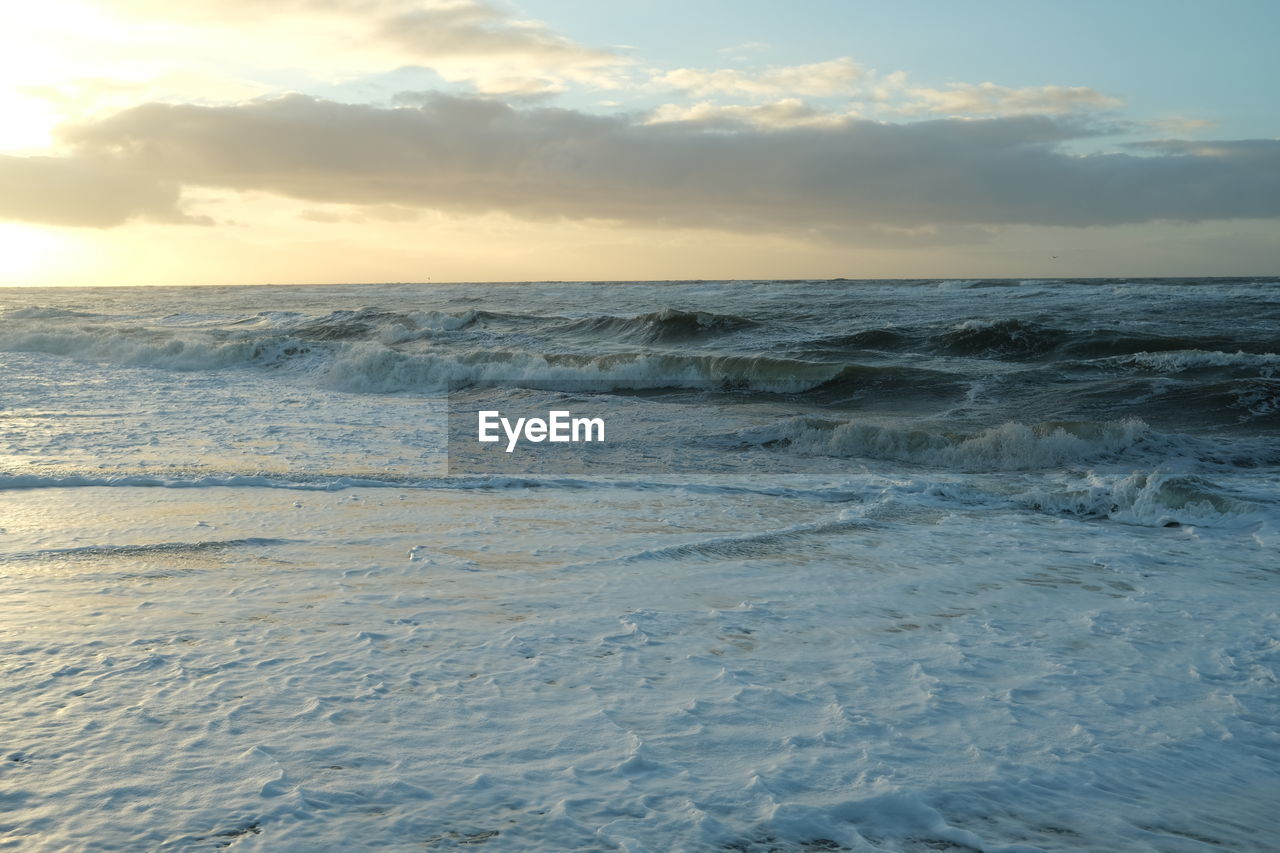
[0, 92, 61, 152]
[0, 225, 66, 286]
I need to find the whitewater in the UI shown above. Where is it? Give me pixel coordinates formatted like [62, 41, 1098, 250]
[0, 278, 1277, 851]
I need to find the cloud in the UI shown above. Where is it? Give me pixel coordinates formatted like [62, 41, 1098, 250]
[652, 58, 868, 97]
[299, 203, 421, 223]
[6, 93, 1277, 235]
[716, 41, 771, 62]
[867, 70, 909, 103]
[376, 2, 614, 64]
[1125, 138, 1280, 159]
[0, 154, 198, 227]
[906, 82, 1123, 116]
[95, 0, 626, 95]
[1144, 117, 1216, 136]
[646, 99, 854, 130]
[21, 71, 274, 121]
[647, 62, 1119, 121]
[375, 1, 625, 93]
[719, 41, 770, 55]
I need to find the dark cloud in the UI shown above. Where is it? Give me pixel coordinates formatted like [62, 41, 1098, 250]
[7, 93, 1280, 233]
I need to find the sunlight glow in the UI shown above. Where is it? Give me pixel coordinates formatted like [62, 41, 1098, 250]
[0, 225, 68, 286]
[0, 93, 61, 152]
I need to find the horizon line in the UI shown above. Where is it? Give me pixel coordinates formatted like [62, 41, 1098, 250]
[2, 274, 1278, 289]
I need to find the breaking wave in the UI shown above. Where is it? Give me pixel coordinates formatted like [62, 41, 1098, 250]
[287, 308, 479, 341]
[732, 417, 1154, 471]
[0, 324, 319, 370]
[1020, 470, 1269, 528]
[322, 344, 954, 396]
[0, 308, 502, 365]
[1100, 349, 1280, 373]
[0, 311, 958, 401]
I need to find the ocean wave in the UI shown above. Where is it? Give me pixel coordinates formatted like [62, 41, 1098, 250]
[574, 510, 873, 566]
[1106, 375, 1280, 426]
[929, 323, 1276, 362]
[288, 307, 487, 341]
[0, 537, 295, 564]
[0, 324, 318, 370]
[1227, 378, 1280, 418]
[961, 279, 1025, 289]
[290, 309, 428, 341]
[795, 328, 913, 352]
[0, 306, 510, 371]
[0, 306, 98, 320]
[793, 320, 1064, 358]
[552, 308, 759, 343]
[0, 471, 867, 505]
[0, 314, 952, 398]
[1021, 470, 1268, 528]
[731, 417, 1152, 471]
[1102, 349, 1280, 373]
[0, 473, 393, 491]
[933, 318, 1069, 357]
[931, 279, 983, 290]
[322, 344, 952, 395]
[794, 321, 1273, 363]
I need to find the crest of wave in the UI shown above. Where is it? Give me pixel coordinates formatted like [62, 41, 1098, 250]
[739, 417, 1152, 471]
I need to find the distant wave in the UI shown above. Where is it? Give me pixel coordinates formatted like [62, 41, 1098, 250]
[0, 307, 499, 363]
[8, 302, 1275, 379]
[792, 320, 1275, 362]
[0, 306, 97, 320]
[796, 318, 1069, 358]
[252, 306, 762, 345]
[0, 324, 319, 370]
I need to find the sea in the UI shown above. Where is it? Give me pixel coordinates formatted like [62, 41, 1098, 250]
[1, 278, 1277, 851]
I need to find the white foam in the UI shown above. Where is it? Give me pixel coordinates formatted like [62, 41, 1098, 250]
[3, 482, 1274, 849]
[1109, 349, 1280, 372]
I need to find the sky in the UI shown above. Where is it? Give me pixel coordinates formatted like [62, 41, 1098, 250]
[1, 0, 1278, 285]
